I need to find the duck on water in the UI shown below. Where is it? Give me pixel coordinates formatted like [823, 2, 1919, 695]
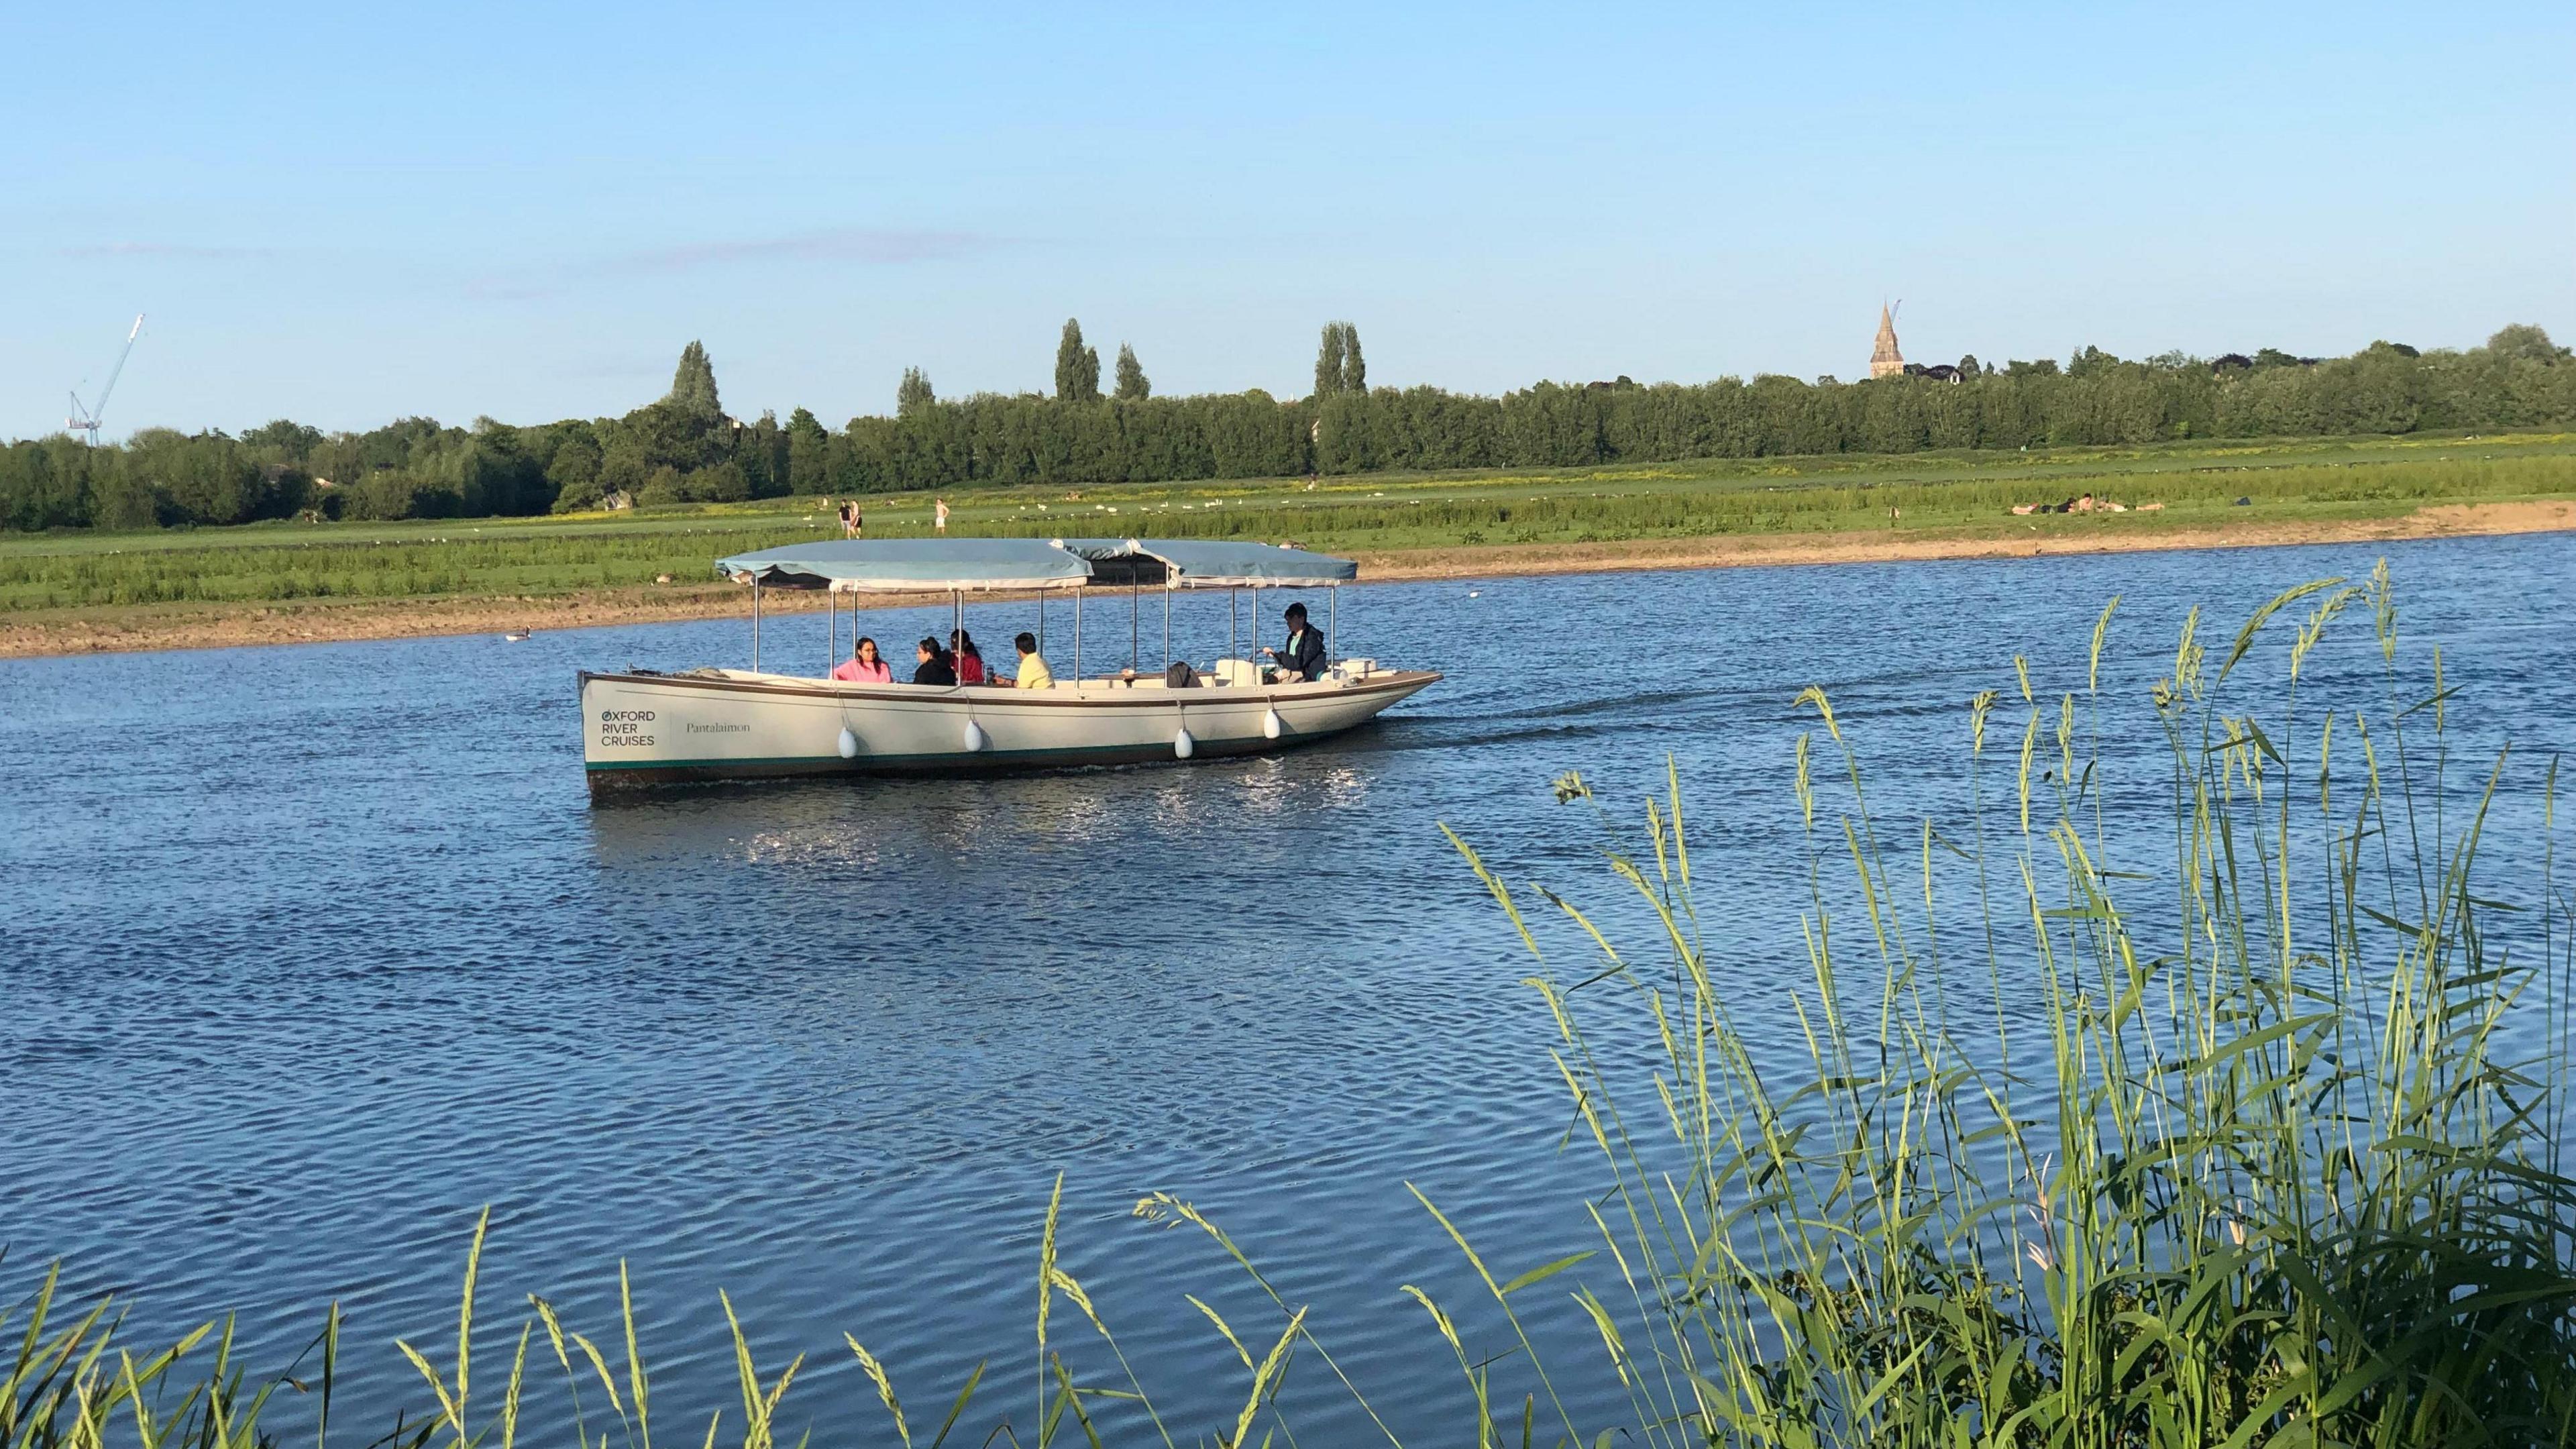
[578, 537, 1441, 792]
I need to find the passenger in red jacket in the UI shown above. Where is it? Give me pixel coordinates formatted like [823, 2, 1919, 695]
[950, 630, 988, 684]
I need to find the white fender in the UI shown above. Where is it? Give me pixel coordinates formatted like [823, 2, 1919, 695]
[1261, 708, 1285, 740]
[836, 727, 860, 759]
[1173, 727, 1195, 759]
[963, 720, 989, 753]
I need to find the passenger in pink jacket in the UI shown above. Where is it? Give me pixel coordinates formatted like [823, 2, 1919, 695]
[832, 637, 892, 683]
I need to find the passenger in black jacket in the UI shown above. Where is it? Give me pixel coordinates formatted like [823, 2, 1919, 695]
[912, 637, 957, 686]
[1265, 602, 1328, 682]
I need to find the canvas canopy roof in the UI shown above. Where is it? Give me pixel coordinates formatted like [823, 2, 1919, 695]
[1051, 538, 1358, 588]
[714, 537, 1358, 594]
[714, 539, 1093, 594]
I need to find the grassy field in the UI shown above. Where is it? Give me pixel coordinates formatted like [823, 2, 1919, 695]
[2, 429, 2572, 616]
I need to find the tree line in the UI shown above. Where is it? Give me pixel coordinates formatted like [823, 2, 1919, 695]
[3, 322, 2569, 532]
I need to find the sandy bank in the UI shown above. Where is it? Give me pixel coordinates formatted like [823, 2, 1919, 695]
[5, 499, 2569, 660]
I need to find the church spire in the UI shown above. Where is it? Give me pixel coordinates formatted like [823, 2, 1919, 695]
[1870, 304, 1904, 379]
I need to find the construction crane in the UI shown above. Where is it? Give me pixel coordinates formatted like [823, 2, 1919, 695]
[66, 313, 146, 445]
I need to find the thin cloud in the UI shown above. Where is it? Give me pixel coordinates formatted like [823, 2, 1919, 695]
[462, 226, 1003, 302]
[618, 227, 996, 271]
[464, 279, 567, 303]
[62, 241, 274, 260]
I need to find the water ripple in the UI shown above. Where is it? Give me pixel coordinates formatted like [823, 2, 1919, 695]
[2, 533, 2569, 1440]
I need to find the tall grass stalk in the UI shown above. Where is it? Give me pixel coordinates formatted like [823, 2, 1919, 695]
[1437, 561, 2576, 1445]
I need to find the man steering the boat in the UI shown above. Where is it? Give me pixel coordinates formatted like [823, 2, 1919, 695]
[1263, 601, 1326, 682]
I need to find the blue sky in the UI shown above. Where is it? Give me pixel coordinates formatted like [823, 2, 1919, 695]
[5, 1, 2569, 440]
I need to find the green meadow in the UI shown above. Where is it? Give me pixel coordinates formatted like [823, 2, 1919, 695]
[1, 431, 2571, 615]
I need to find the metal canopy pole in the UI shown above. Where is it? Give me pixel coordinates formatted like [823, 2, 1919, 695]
[952, 591, 963, 685]
[1163, 585, 1172, 673]
[1229, 588, 1238, 674]
[751, 581, 762, 672]
[1129, 578, 1139, 673]
[1074, 587, 1083, 678]
[827, 587, 836, 674]
[1329, 584, 1338, 669]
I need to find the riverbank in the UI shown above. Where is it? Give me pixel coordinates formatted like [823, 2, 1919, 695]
[5, 496, 2568, 658]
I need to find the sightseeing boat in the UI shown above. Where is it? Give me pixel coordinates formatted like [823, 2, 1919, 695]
[578, 537, 1440, 791]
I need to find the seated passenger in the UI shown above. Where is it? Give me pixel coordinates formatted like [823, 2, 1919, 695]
[950, 629, 987, 685]
[1012, 632, 1054, 689]
[912, 637, 957, 686]
[831, 636, 891, 683]
[1262, 601, 1328, 682]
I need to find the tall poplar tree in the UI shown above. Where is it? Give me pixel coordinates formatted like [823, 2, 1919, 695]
[1314, 323, 1347, 398]
[1114, 343, 1150, 401]
[667, 341, 722, 424]
[897, 367, 936, 417]
[1340, 324, 1366, 393]
[1055, 319, 1102, 402]
[785, 407, 830, 493]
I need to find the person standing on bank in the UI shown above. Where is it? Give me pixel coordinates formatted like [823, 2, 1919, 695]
[933, 497, 949, 534]
[1263, 601, 1326, 682]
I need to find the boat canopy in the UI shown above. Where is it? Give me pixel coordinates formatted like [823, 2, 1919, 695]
[715, 539, 1093, 594]
[714, 537, 1358, 593]
[1051, 538, 1359, 589]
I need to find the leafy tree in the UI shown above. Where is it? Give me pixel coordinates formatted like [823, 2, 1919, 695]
[667, 341, 722, 424]
[686, 460, 751, 502]
[737, 411, 788, 498]
[1114, 343, 1150, 402]
[89, 451, 158, 531]
[635, 465, 686, 506]
[786, 407, 831, 494]
[897, 367, 936, 417]
[1956, 355, 1981, 380]
[628, 398, 722, 474]
[545, 433, 604, 512]
[2068, 345, 2121, 380]
[2255, 348, 2304, 369]
[240, 419, 321, 461]
[1055, 320, 1101, 402]
[596, 433, 649, 500]
[1315, 323, 1347, 398]
[1340, 323, 1366, 393]
[2486, 324, 2562, 364]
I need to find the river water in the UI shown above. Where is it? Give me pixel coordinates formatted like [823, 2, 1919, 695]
[3, 533, 2570, 1443]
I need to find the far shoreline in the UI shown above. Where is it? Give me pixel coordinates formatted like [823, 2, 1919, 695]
[5, 498, 2569, 661]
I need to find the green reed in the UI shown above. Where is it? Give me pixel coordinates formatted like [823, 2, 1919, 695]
[8, 561, 2571, 1446]
[1428, 558, 2576, 1446]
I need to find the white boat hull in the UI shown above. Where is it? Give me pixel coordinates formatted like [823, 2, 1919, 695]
[580, 666, 1440, 790]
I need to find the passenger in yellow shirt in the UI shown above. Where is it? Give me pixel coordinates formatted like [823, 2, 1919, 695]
[1010, 632, 1054, 689]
